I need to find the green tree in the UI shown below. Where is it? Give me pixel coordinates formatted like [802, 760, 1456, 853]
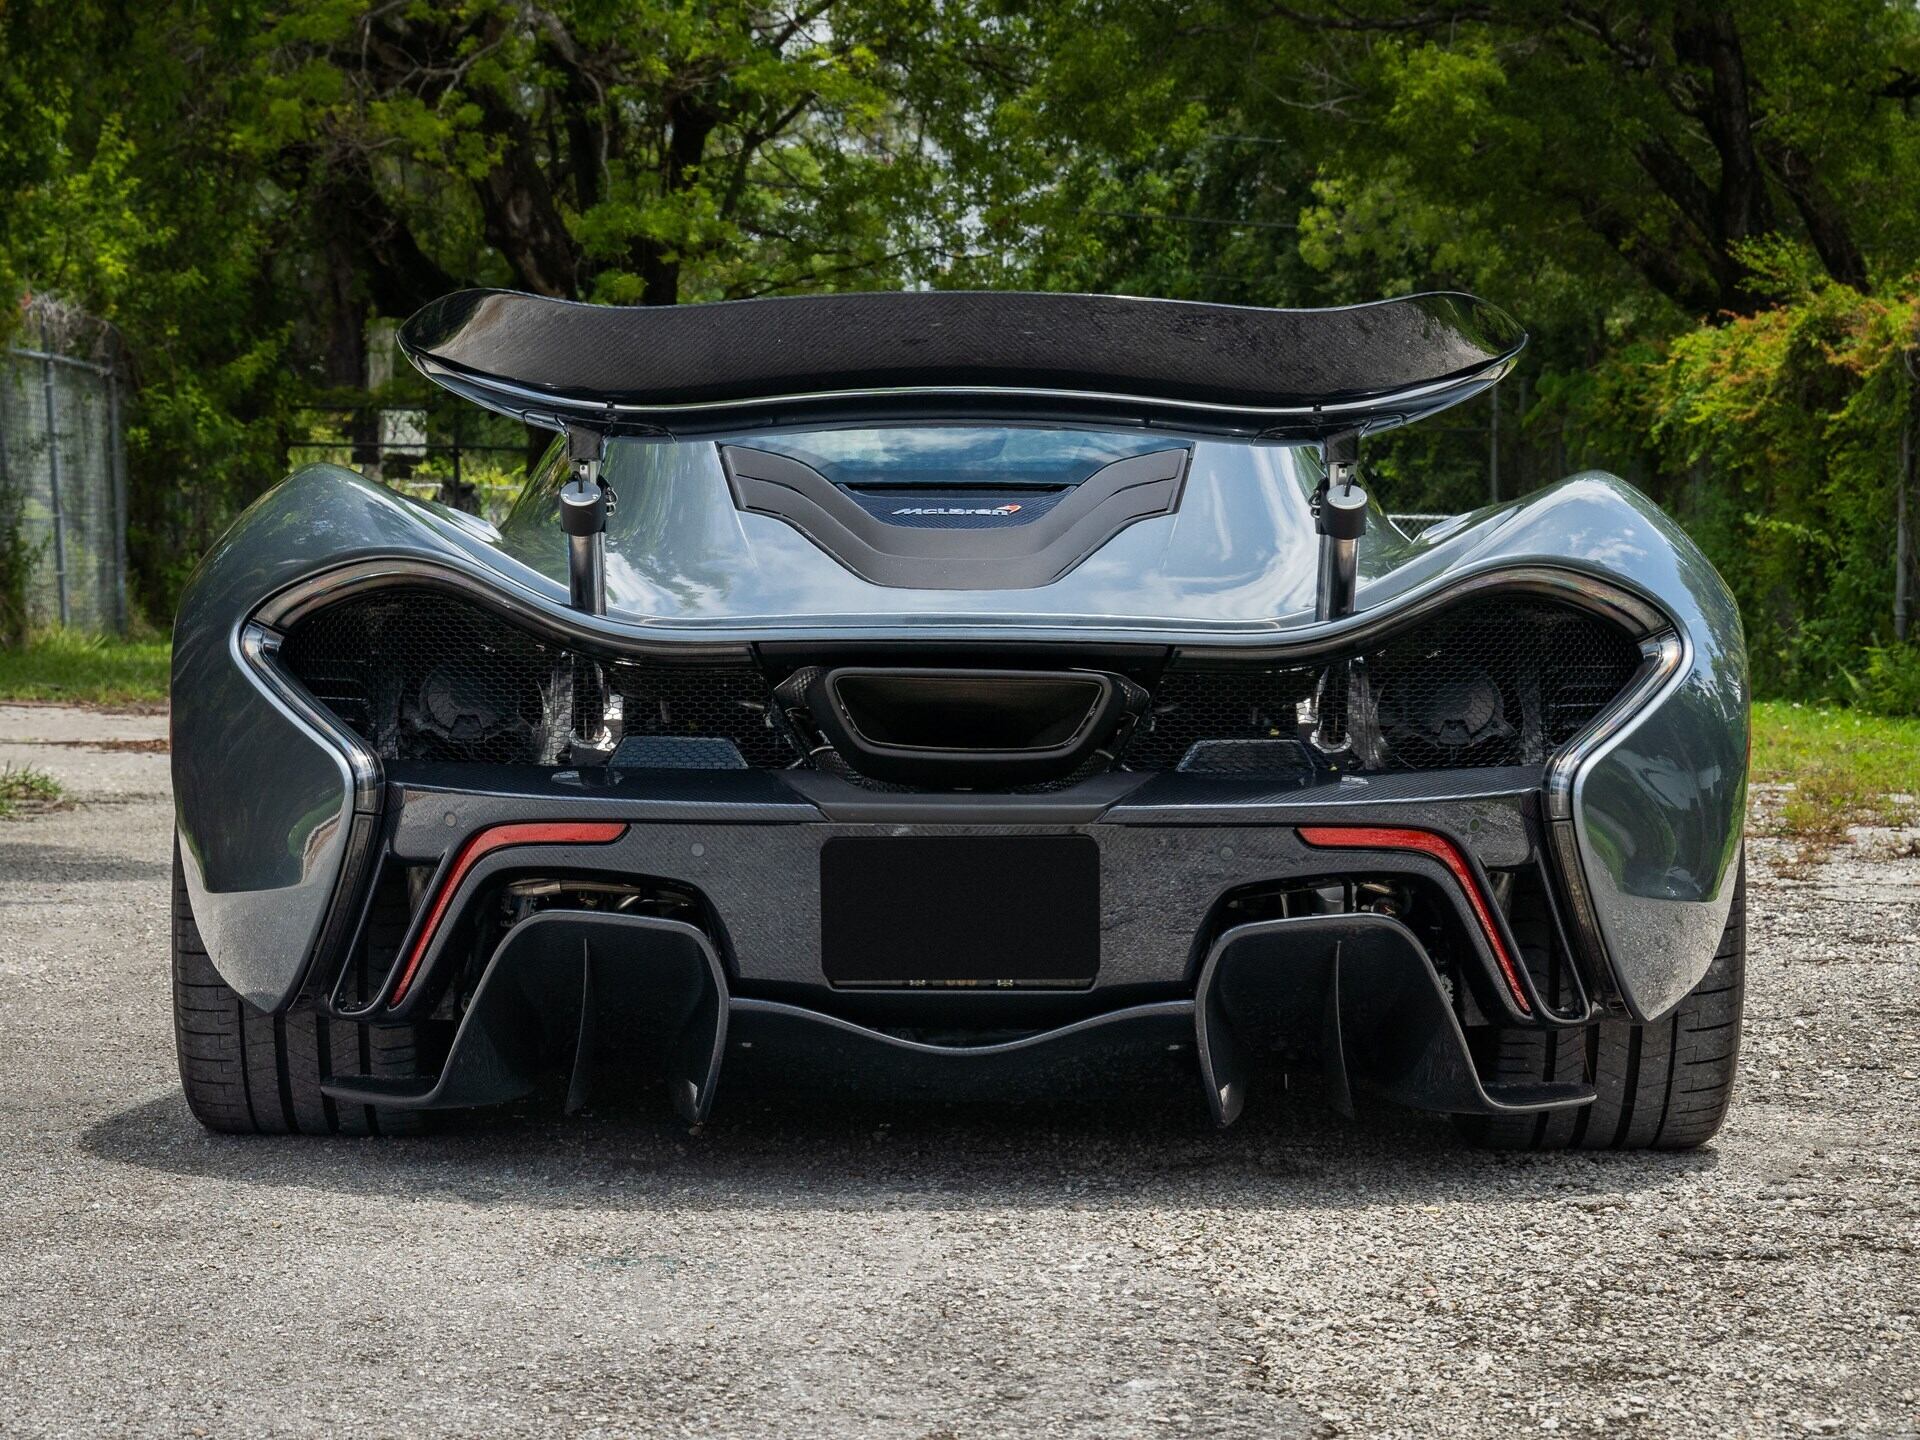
[7, 0, 1920, 701]
[954, 0, 1920, 694]
[2, 1, 1016, 616]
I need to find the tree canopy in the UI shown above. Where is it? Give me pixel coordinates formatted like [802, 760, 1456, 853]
[4, 0, 1919, 699]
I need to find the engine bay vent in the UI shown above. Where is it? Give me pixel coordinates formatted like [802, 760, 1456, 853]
[276, 590, 796, 768]
[1126, 595, 1647, 773]
[273, 587, 1649, 784]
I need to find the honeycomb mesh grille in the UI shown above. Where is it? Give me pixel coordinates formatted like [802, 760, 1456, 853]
[277, 589, 796, 767]
[1126, 595, 1646, 772]
[1125, 668, 1317, 770]
[275, 589, 1645, 779]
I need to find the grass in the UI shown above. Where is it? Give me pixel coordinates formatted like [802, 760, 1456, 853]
[0, 763, 64, 819]
[0, 631, 170, 707]
[1751, 700, 1920, 862]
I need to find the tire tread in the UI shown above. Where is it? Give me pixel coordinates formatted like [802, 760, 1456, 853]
[1459, 854, 1745, 1152]
[171, 846, 428, 1137]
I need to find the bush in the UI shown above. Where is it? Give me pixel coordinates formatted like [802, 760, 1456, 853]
[1853, 643, 1920, 716]
[1636, 261, 1920, 705]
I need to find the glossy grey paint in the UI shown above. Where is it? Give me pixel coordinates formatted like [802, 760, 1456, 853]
[491, 436, 1370, 632]
[173, 446, 1744, 1019]
[1571, 557, 1746, 1018]
[171, 615, 361, 1010]
[1431, 475, 1748, 1019]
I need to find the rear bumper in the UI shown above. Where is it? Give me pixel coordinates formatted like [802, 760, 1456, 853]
[175, 593, 1744, 1025]
[377, 763, 1545, 1008]
[299, 762, 1608, 1124]
[172, 464, 1747, 1022]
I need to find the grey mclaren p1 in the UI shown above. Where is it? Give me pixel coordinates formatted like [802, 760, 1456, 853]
[170, 288, 1747, 1146]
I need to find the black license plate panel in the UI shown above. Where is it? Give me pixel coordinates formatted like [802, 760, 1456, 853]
[820, 835, 1100, 987]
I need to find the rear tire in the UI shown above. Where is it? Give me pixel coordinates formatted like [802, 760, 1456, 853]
[1457, 853, 1745, 1151]
[172, 845, 430, 1136]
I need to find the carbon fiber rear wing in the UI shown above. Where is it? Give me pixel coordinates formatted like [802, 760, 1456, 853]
[398, 287, 1525, 442]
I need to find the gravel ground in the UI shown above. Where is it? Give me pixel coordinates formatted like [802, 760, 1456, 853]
[1, 703, 1917, 1438]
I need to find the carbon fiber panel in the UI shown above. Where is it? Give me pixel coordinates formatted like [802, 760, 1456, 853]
[401, 289, 1522, 414]
[385, 782, 1535, 993]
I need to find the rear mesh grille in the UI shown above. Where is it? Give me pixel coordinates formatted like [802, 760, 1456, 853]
[1126, 596, 1646, 773]
[1125, 669, 1316, 770]
[274, 588, 1646, 779]
[277, 590, 796, 767]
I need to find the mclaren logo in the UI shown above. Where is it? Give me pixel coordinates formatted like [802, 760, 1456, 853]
[891, 503, 1024, 517]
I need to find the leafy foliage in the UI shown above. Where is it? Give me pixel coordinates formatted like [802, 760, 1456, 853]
[951, 0, 1920, 699]
[1645, 269, 1920, 697]
[3, 0, 1919, 705]
[2, 2, 1008, 616]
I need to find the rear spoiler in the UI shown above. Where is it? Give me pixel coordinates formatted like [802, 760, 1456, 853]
[398, 287, 1524, 442]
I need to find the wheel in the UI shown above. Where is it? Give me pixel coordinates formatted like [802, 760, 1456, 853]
[1457, 852, 1745, 1151]
[172, 844, 432, 1135]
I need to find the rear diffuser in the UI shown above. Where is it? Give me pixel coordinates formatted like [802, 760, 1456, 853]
[322, 911, 727, 1125]
[324, 910, 1592, 1126]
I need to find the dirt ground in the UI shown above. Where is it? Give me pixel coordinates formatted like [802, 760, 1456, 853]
[1, 702, 1916, 1438]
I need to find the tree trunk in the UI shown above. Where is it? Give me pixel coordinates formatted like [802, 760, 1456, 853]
[633, 94, 722, 306]
[320, 214, 377, 475]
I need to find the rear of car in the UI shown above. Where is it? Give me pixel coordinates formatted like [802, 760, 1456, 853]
[169, 290, 1746, 1145]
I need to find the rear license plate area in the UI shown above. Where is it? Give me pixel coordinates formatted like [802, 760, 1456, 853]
[820, 835, 1099, 988]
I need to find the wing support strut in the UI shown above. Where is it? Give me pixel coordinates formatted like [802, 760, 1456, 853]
[560, 423, 613, 616]
[1311, 430, 1368, 752]
[559, 423, 623, 762]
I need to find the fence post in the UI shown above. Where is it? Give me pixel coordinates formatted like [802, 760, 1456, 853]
[1488, 384, 1500, 504]
[1514, 375, 1529, 495]
[0, 355, 10, 492]
[1898, 427, 1909, 643]
[448, 407, 465, 510]
[37, 318, 69, 627]
[1898, 351, 1916, 642]
[107, 363, 129, 633]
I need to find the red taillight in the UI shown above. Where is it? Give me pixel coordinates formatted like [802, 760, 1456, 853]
[388, 821, 627, 1005]
[1296, 825, 1531, 1015]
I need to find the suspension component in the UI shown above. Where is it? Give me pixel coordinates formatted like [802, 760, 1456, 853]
[1314, 429, 1368, 623]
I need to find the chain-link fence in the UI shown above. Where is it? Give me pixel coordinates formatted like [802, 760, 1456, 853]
[288, 403, 539, 526]
[0, 299, 129, 634]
